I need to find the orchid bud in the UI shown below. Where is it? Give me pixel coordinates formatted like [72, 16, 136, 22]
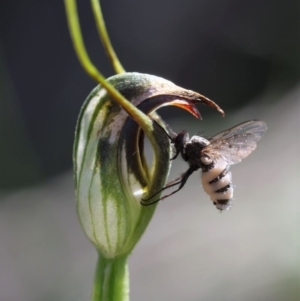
[73, 72, 223, 258]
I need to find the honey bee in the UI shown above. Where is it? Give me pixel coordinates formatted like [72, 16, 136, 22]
[141, 120, 267, 210]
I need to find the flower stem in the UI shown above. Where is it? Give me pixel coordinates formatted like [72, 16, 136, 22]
[92, 253, 129, 301]
[64, 0, 154, 141]
[90, 0, 125, 74]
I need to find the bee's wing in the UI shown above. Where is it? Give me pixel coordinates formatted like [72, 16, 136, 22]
[202, 120, 267, 165]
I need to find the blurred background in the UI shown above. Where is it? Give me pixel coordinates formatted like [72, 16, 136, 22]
[0, 0, 299, 300]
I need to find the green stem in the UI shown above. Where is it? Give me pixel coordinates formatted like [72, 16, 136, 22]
[93, 253, 129, 301]
[90, 0, 125, 74]
[64, 0, 154, 142]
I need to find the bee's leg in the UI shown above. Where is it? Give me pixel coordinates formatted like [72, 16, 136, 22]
[170, 150, 180, 161]
[141, 175, 184, 204]
[141, 166, 198, 206]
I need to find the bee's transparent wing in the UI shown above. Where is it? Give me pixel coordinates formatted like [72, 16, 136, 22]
[202, 120, 267, 165]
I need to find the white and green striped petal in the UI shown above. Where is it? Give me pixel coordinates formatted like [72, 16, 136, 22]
[73, 72, 223, 258]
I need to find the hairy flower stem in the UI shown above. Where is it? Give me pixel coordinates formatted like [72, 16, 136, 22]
[93, 253, 129, 301]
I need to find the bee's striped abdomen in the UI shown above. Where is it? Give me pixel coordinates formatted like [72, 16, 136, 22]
[201, 161, 233, 210]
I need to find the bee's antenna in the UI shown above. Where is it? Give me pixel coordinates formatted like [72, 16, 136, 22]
[151, 119, 175, 141]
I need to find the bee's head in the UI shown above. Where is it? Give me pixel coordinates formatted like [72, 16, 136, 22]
[172, 131, 189, 160]
[173, 131, 189, 150]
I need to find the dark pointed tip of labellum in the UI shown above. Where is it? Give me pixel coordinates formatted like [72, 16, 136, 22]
[195, 95, 225, 117]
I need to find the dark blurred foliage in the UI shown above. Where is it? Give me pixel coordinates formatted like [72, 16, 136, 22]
[0, 0, 299, 189]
